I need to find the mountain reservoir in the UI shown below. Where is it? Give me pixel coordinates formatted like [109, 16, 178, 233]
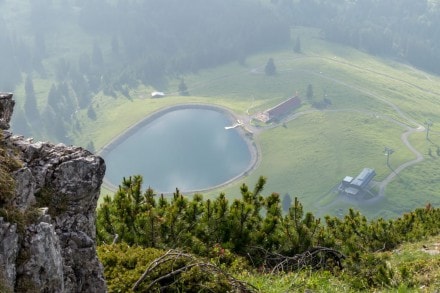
[102, 106, 254, 193]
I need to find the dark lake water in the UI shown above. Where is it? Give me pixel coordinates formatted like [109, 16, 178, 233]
[103, 107, 252, 193]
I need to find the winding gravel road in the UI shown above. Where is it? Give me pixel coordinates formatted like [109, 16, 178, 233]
[248, 54, 427, 198]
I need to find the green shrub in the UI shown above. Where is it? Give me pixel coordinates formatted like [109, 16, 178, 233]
[98, 244, 165, 292]
[342, 252, 395, 290]
[98, 244, 252, 292]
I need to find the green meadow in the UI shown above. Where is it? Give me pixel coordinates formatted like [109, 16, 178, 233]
[14, 27, 439, 218]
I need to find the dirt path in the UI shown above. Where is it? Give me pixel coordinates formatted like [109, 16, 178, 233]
[378, 125, 425, 196]
[305, 69, 426, 197]
[249, 56, 427, 198]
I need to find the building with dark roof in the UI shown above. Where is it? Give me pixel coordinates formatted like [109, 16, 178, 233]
[255, 96, 301, 123]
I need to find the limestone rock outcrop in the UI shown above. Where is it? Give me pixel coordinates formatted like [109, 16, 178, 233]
[0, 93, 107, 292]
[0, 93, 14, 130]
[0, 218, 19, 291]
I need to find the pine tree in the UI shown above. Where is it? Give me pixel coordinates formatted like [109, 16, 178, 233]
[47, 84, 59, 111]
[280, 197, 321, 254]
[33, 31, 46, 60]
[10, 107, 31, 136]
[87, 105, 97, 120]
[165, 189, 192, 247]
[106, 176, 145, 245]
[42, 105, 57, 138]
[92, 42, 104, 69]
[294, 36, 302, 53]
[24, 74, 40, 122]
[139, 186, 160, 247]
[96, 195, 116, 244]
[211, 193, 230, 244]
[53, 114, 67, 143]
[306, 84, 314, 101]
[178, 79, 189, 96]
[228, 199, 254, 252]
[264, 58, 276, 76]
[78, 53, 91, 75]
[197, 198, 215, 246]
[55, 58, 70, 81]
[258, 192, 282, 250]
[282, 193, 292, 213]
[111, 35, 120, 56]
[86, 141, 95, 153]
[15, 38, 32, 73]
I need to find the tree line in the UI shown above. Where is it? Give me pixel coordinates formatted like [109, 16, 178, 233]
[271, 0, 440, 74]
[0, 0, 289, 91]
[1, 0, 289, 142]
[97, 175, 440, 290]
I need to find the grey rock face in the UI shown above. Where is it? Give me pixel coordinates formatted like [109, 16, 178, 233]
[0, 93, 107, 292]
[13, 167, 37, 211]
[16, 222, 64, 292]
[0, 93, 14, 130]
[0, 218, 18, 292]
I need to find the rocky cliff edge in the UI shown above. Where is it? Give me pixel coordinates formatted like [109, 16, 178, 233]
[0, 93, 106, 292]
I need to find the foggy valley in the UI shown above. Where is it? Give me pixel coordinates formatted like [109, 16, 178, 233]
[1, 0, 440, 291]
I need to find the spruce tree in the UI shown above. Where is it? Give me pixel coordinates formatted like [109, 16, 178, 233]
[47, 84, 59, 111]
[92, 42, 104, 69]
[306, 84, 314, 101]
[87, 105, 97, 120]
[24, 74, 40, 122]
[86, 141, 95, 153]
[264, 58, 276, 76]
[178, 79, 189, 96]
[10, 107, 31, 136]
[282, 193, 292, 213]
[294, 36, 302, 53]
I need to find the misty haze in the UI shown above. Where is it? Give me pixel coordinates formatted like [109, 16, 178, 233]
[1, 0, 440, 291]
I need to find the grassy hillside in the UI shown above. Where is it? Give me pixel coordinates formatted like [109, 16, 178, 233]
[222, 111, 414, 216]
[98, 234, 440, 292]
[6, 18, 440, 218]
[85, 28, 440, 219]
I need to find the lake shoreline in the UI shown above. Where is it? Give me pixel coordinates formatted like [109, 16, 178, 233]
[98, 103, 260, 194]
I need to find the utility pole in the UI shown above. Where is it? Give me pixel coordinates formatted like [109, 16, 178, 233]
[425, 120, 433, 140]
[384, 147, 394, 167]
